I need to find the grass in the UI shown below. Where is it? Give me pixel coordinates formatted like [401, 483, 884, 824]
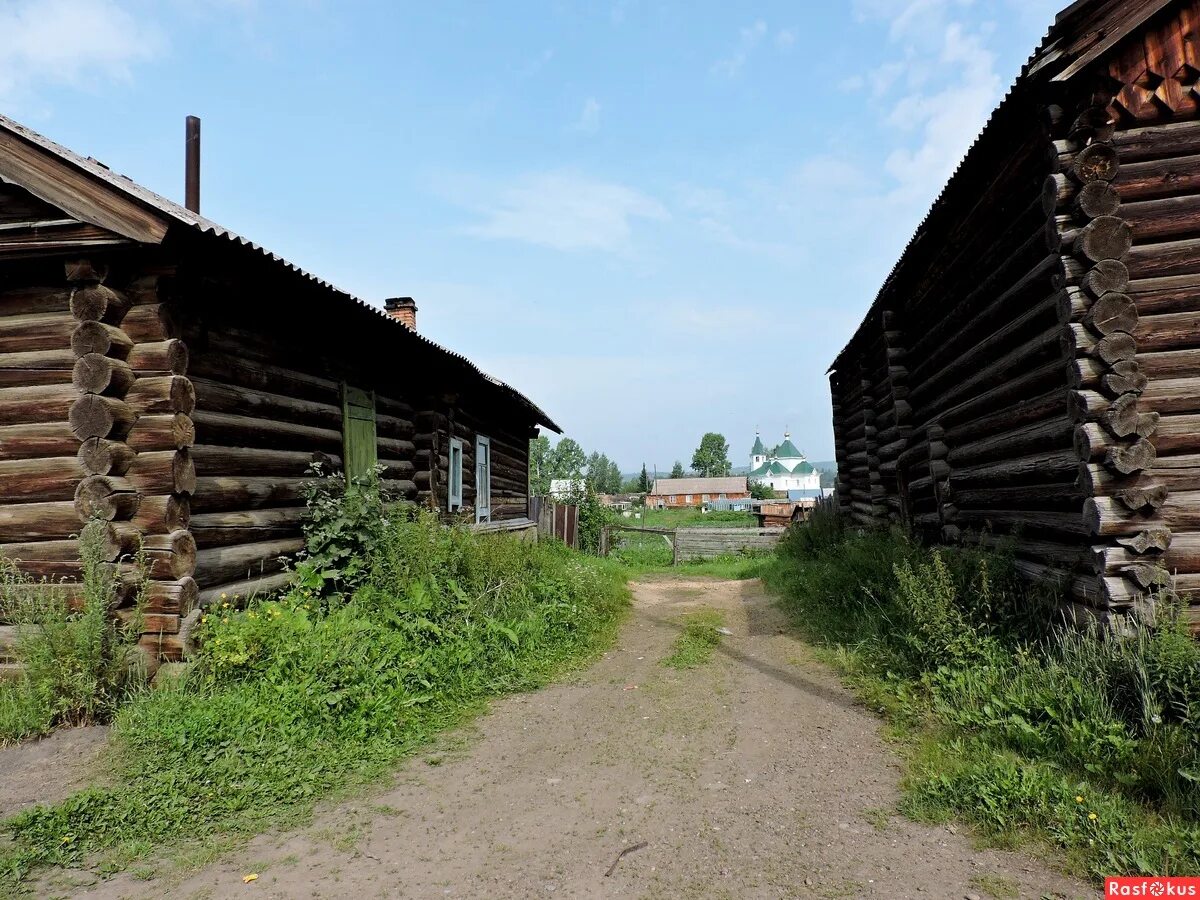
[630, 506, 757, 530]
[760, 504, 1200, 881]
[0, 511, 628, 891]
[661, 609, 725, 669]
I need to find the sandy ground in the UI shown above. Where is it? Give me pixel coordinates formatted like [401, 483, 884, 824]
[0, 724, 109, 820]
[66, 577, 1095, 900]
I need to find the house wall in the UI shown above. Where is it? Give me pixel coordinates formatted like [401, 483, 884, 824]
[647, 492, 750, 509]
[829, 2, 1200, 630]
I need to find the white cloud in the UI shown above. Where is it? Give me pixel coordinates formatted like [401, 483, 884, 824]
[0, 0, 165, 100]
[458, 171, 668, 253]
[711, 20, 767, 77]
[775, 28, 796, 49]
[574, 97, 601, 134]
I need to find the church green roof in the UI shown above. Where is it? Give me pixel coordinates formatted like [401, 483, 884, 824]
[751, 435, 766, 456]
[791, 461, 815, 474]
[776, 438, 803, 459]
[748, 461, 771, 477]
[766, 461, 790, 475]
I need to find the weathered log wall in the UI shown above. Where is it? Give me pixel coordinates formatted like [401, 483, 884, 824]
[830, 2, 1200, 630]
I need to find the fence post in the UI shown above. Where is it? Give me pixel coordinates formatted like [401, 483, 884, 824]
[671, 530, 680, 566]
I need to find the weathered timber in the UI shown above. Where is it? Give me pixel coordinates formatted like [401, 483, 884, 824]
[130, 494, 190, 534]
[1073, 143, 1119, 183]
[73, 475, 139, 521]
[77, 437, 135, 476]
[72, 352, 134, 395]
[1133, 310, 1200, 353]
[0, 382, 88, 425]
[190, 411, 341, 452]
[126, 413, 195, 452]
[196, 571, 292, 606]
[1074, 424, 1157, 473]
[125, 449, 196, 496]
[1084, 293, 1138, 335]
[1086, 492, 1200, 534]
[0, 421, 78, 461]
[1116, 528, 1173, 554]
[70, 320, 132, 358]
[947, 415, 1075, 466]
[68, 394, 135, 440]
[1075, 180, 1121, 218]
[124, 375, 195, 416]
[193, 538, 305, 587]
[1154, 414, 1200, 455]
[0, 455, 84, 502]
[189, 445, 337, 477]
[120, 304, 180, 342]
[1082, 259, 1130, 297]
[0, 500, 86, 541]
[1074, 216, 1132, 262]
[948, 449, 1080, 485]
[190, 377, 343, 429]
[189, 476, 308, 513]
[1128, 273, 1200, 314]
[126, 339, 188, 374]
[141, 530, 197, 580]
[1125, 237, 1200, 280]
[69, 285, 126, 323]
[189, 507, 306, 548]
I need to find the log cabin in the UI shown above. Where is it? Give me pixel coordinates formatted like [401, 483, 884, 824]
[829, 0, 1200, 630]
[0, 114, 560, 662]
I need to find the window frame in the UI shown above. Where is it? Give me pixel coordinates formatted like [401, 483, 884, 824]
[448, 437, 464, 511]
[475, 435, 491, 523]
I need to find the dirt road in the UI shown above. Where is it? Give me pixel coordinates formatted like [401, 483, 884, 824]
[80, 577, 1094, 899]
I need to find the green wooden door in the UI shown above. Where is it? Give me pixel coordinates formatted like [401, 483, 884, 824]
[341, 384, 377, 481]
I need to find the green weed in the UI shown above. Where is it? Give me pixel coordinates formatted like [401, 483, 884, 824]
[662, 609, 725, 669]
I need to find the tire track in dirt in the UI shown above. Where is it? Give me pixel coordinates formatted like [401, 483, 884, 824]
[79, 577, 1097, 899]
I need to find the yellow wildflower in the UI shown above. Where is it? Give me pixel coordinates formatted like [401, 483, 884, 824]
[1075, 795, 1084, 803]
[1088, 812, 1098, 821]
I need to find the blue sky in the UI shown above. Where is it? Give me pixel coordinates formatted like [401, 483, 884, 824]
[3, 0, 1062, 472]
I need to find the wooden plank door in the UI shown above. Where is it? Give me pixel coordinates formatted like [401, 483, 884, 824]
[341, 384, 377, 481]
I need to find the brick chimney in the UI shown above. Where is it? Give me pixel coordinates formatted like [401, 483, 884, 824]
[384, 296, 417, 330]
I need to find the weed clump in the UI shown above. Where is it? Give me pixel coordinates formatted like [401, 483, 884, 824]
[662, 609, 725, 669]
[763, 507, 1200, 879]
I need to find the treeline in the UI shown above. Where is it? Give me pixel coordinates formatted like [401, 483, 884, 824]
[529, 436, 650, 496]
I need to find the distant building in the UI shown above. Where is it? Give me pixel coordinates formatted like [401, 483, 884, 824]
[647, 476, 749, 509]
[748, 431, 821, 493]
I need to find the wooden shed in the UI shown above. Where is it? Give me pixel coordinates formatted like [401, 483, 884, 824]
[829, 0, 1200, 628]
[0, 115, 559, 661]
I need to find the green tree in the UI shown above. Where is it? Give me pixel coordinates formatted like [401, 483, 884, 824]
[691, 433, 731, 477]
[749, 479, 775, 499]
[551, 438, 586, 481]
[605, 460, 622, 493]
[638, 464, 650, 493]
[585, 451, 606, 491]
[670, 461, 685, 479]
[528, 435, 552, 496]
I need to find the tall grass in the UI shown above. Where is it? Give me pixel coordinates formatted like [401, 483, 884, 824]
[1, 510, 627, 887]
[762, 505, 1200, 879]
[0, 525, 146, 743]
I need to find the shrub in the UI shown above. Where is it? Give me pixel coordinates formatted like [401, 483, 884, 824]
[0, 523, 146, 743]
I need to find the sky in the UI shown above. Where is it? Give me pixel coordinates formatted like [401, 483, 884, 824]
[1, 0, 1065, 473]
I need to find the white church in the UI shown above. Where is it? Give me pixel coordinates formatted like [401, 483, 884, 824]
[748, 431, 821, 492]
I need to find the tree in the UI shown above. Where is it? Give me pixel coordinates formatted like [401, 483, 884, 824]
[528, 435, 551, 496]
[585, 451, 606, 491]
[749, 479, 775, 499]
[606, 460, 622, 494]
[691, 433, 731, 477]
[550, 438, 586, 481]
[670, 461, 685, 479]
[638, 464, 650, 494]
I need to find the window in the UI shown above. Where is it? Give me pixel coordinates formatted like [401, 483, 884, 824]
[448, 438, 463, 511]
[475, 435, 491, 523]
[340, 384, 377, 481]
[702, 494, 710, 502]
[685, 494, 692, 504]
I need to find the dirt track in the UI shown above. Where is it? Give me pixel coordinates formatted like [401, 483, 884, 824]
[77, 577, 1095, 899]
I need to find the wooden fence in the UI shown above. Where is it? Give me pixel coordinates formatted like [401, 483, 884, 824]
[600, 524, 785, 564]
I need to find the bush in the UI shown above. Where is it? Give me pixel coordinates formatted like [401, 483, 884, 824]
[763, 506, 1200, 878]
[2, 509, 628, 883]
[0, 525, 146, 743]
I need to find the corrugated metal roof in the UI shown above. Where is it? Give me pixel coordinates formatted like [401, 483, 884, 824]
[649, 476, 747, 495]
[0, 113, 561, 432]
[829, 0, 1177, 374]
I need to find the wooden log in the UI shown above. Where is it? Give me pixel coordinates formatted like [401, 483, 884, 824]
[69, 394, 136, 440]
[1083, 293, 1137, 335]
[1127, 273, 1200, 315]
[69, 285, 126, 323]
[1078, 465, 1170, 509]
[185, 349, 340, 405]
[1154, 413, 1200, 455]
[947, 415, 1074, 466]
[1132, 310, 1200, 353]
[0, 422, 79, 461]
[120, 304, 180, 342]
[0, 349, 77, 388]
[0, 455, 84, 502]
[127, 413, 195, 452]
[0, 312, 75, 354]
[1140, 348, 1200, 379]
[190, 411, 341, 453]
[1121, 194, 1200, 243]
[77, 437, 136, 476]
[196, 571, 292, 606]
[190, 507, 306, 548]
[72, 353, 134, 396]
[1075, 424, 1156, 473]
[380, 479, 418, 500]
[1066, 324, 1137, 364]
[1071, 391, 1158, 438]
[70, 321, 132, 358]
[193, 538, 304, 587]
[948, 449, 1080, 485]
[1116, 528, 1172, 554]
[0, 520, 131, 565]
[74, 475, 139, 521]
[141, 530, 197, 580]
[1086, 492, 1200, 534]
[1073, 143, 1119, 183]
[126, 449, 196, 495]
[190, 445, 337, 477]
[1111, 120, 1200, 162]
[1082, 259, 1130, 297]
[1074, 180, 1121, 218]
[951, 508, 1089, 535]
[125, 375, 194, 416]
[126, 339, 188, 375]
[142, 576, 199, 616]
[1095, 533, 1200, 576]
[0, 500, 85, 542]
[130, 494, 190, 534]
[0, 382, 86, 425]
[190, 377, 342, 429]
[1125, 236, 1200, 280]
[190, 476, 308, 513]
[950, 482, 1081, 509]
[0, 287, 70, 317]
[1115, 153, 1200, 201]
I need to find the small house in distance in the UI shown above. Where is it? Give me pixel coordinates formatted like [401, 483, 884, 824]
[646, 476, 748, 509]
[0, 115, 559, 663]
